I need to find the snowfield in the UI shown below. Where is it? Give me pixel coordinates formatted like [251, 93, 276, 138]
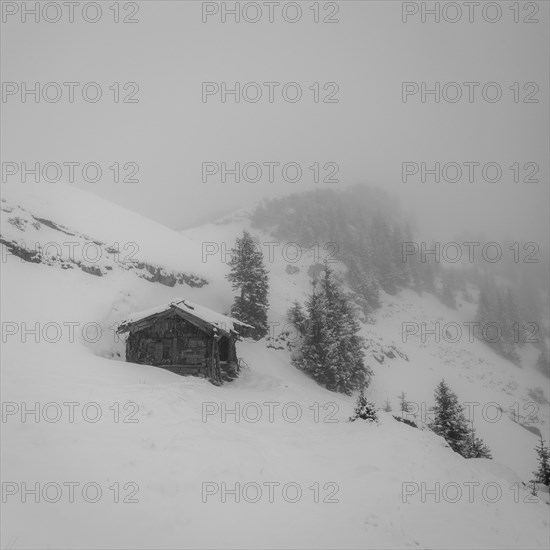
[1, 183, 549, 549]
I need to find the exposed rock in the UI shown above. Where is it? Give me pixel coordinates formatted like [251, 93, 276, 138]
[393, 415, 418, 429]
[32, 216, 76, 236]
[7, 217, 27, 231]
[0, 237, 42, 263]
[76, 262, 104, 277]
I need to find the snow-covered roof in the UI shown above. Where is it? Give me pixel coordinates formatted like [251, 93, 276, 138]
[117, 298, 253, 337]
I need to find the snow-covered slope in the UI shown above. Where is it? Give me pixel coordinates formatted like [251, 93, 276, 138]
[1, 183, 208, 286]
[1, 183, 549, 549]
[182, 217, 550, 478]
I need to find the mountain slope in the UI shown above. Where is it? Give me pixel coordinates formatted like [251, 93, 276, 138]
[1, 183, 549, 549]
[182, 216, 549, 481]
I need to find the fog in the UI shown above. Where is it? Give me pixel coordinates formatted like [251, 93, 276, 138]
[2, 1, 548, 247]
[2, 5, 550, 547]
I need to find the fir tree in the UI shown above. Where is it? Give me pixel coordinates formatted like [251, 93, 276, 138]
[463, 426, 492, 459]
[321, 265, 371, 393]
[476, 277, 504, 357]
[536, 346, 550, 378]
[532, 435, 550, 486]
[453, 269, 467, 293]
[286, 300, 307, 337]
[250, 187, 436, 299]
[419, 254, 436, 293]
[292, 282, 334, 388]
[349, 388, 378, 422]
[404, 224, 423, 295]
[370, 215, 397, 295]
[391, 224, 411, 288]
[440, 270, 457, 309]
[497, 287, 519, 363]
[383, 399, 392, 412]
[398, 391, 410, 418]
[505, 289, 521, 344]
[430, 380, 470, 455]
[361, 268, 382, 311]
[292, 265, 371, 394]
[517, 275, 544, 342]
[476, 285, 493, 339]
[346, 256, 381, 313]
[475, 278, 521, 363]
[462, 287, 474, 303]
[226, 230, 269, 340]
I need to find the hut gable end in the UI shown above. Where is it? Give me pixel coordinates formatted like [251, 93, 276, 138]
[117, 298, 249, 385]
[125, 313, 209, 370]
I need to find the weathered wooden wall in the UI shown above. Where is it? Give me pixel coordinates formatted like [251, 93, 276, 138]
[126, 314, 211, 376]
[124, 312, 242, 384]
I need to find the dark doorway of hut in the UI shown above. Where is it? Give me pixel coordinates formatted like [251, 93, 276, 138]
[218, 335, 240, 382]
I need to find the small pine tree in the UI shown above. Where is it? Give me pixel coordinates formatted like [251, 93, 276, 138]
[475, 278, 520, 363]
[418, 242, 437, 293]
[383, 399, 392, 412]
[505, 289, 521, 345]
[404, 224, 423, 295]
[398, 391, 410, 418]
[349, 388, 377, 422]
[391, 224, 411, 289]
[462, 288, 474, 303]
[430, 380, 470, 455]
[370, 215, 397, 295]
[496, 288, 519, 363]
[286, 300, 307, 337]
[532, 435, 550, 486]
[463, 426, 492, 459]
[536, 347, 550, 378]
[346, 256, 381, 313]
[226, 230, 269, 340]
[440, 271, 457, 309]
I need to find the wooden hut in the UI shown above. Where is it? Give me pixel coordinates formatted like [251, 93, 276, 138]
[117, 299, 252, 385]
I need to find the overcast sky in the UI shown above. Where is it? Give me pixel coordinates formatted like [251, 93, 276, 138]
[2, 0, 548, 246]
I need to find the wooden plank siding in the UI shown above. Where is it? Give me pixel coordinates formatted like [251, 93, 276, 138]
[124, 311, 238, 384]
